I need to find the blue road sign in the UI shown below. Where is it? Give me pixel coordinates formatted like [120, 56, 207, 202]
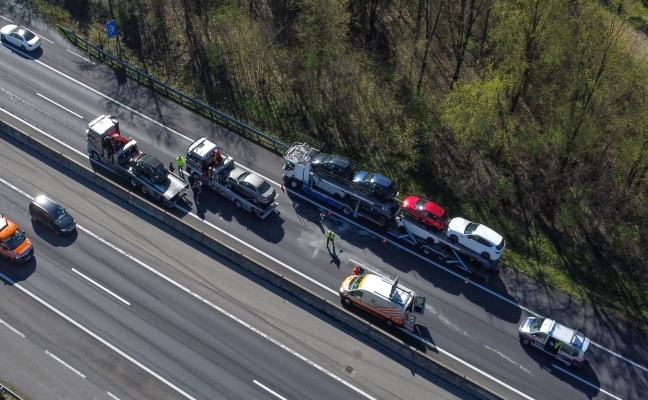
[106, 20, 116, 39]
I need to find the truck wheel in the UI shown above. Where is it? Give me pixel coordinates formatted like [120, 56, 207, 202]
[91, 152, 100, 162]
[521, 338, 531, 346]
[385, 320, 393, 328]
[377, 216, 387, 227]
[448, 234, 458, 243]
[235, 199, 243, 208]
[130, 178, 138, 188]
[481, 252, 491, 260]
[289, 179, 301, 189]
[140, 185, 149, 196]
[343, 297, 352, 306]
[342, 205, 352, 215]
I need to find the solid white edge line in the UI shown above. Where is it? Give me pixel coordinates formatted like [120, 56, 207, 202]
[33, 59, 194, 142]
[106, 391, 121, 400]
[2, 49, 645, 382]
[0, 178, 374, 399]
[0, 318, 25, 338]
[552, 364, 624, 400]
[66, 49, 95, 64]
[253, 380, 288, 400]
[0, 15, 13, 23]
[36, 92, 84, 119]
[45, 350, 86, 378]
[71, 267, 131, 305]
[0, 272, 197, 400]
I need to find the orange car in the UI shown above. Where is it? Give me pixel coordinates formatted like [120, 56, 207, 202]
[0, 214, 34, 264]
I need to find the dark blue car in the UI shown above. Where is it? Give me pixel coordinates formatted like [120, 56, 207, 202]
[352, 171, 398, 202]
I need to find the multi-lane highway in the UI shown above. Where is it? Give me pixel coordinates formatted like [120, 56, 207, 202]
[1, 2, 647, 399]
[0, 138, 474, 400]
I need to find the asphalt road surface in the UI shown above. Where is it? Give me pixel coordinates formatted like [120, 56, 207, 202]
[1, 2, 647, 399]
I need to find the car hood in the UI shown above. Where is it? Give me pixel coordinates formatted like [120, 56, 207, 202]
[448, 217, 471, 233]
[54, 213, 76, 231]
[0, 24, 17, 35]
[402, 196, 419, 209]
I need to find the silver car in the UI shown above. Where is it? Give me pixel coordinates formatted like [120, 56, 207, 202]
[226, 168, 277, 207]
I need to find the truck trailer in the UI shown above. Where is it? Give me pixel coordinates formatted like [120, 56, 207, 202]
[87, 115, 190, 207]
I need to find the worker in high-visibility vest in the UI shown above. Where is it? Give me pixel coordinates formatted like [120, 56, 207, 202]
[326, 230, 335, 250]
[176, 156, 186, 181]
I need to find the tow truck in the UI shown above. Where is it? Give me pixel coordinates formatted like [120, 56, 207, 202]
[86, 115, 190, 207]
[282, 142, 398, 226]
[389, 211, 500, 275]
[185, 137, 278, 219]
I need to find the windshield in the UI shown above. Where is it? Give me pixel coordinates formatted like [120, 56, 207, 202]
[23, 30, 36, 41]
[529, 317, 545, 332]
[4, 229, 26, 250]
[465, 222, 480, 235]
[349, 276, 363, 290]
[51, 206, 68, 223]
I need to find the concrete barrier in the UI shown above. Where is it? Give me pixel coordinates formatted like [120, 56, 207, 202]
[0, 120, 505, 400]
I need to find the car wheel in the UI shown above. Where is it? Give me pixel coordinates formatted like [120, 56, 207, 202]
[342, 205, 352, 215]
[140, 185, 149, 196]
[289, 179, 301, 189]
[342, 297, 352, 306]
[521, 338, 531, 346]
[481, 252, 491, 260]
[448, 234, 458, 243]
[91, 152, 101, 162]
[130, 178, 138, 188]
[235, 199, 243, 208]
[55, 228, 62, 236]
[20, 45, 26, 51]
[0, 34, 5, 41]
[385, 319, 393, 328]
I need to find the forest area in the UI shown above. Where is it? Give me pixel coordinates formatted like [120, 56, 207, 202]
[35, 0, 648, 326]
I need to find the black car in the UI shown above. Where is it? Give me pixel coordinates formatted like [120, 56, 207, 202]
[132, 153, 168, 183]
[29, 195, 76, 235]
[352, 171, 398, 202]
[311, 153, 356, 180]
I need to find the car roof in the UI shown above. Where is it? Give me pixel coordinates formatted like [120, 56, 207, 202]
[243, 171, 266, 188]
[140, 154, 162, 167]
[313, 153, 351, 167]
[33, 195, 60, 215]
[354, 171, 394, 185]
[404, 196, 445, 216]
[472, 223, 503, 244]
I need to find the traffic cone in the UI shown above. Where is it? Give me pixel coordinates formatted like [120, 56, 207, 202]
[464, 278, 469, 285]
[382, 237, 387, 243]
[328, 210, 332, 215]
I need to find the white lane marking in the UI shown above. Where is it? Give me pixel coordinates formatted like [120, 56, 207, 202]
[0, 15, 13, 23]
[32, 60, 193, 142]
[439, 344, 535, 400]
[66, 49, 95, 64]
[0, 111, 633, 399]
[484, 345, 531, 374]
[2, 48, 645, 378]
[45, 350, 87, 378]
[182, 210, 338, 295]
[71, 268, 131, 305]
[253, 380, 287, 400]
[0, 179, 376, 400]
[0, 318, 25, 338]
[32, 31, 53, 44]
[106, 392, 121, 400]
[0, 107, 84, 155]
[0, 274, 197, 400]
[552, 364, 623, 400]
[36, 92, 84, 119]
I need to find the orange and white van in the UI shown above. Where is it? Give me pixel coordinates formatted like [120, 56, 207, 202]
[0, 214, 34, 264]
[340, 273, 425, 331]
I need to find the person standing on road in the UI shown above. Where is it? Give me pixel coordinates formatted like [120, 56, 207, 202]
[326, 230, 335, 250]
[176, 156, 186, 181]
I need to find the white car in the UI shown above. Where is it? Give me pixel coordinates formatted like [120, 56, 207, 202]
[1, 24, 41, 51]
[446, 217, 505, 260]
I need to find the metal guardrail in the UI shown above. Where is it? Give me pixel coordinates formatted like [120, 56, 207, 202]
[1, 383, 24, 400]
[55, 24, 290, 154]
